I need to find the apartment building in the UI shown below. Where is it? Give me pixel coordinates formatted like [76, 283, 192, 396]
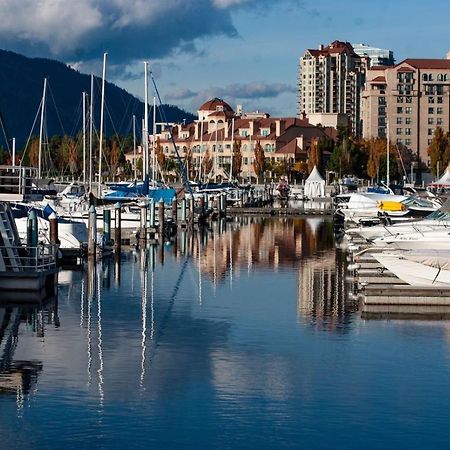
[297, 40, 368, 136]
[139, 98, 335, 180]
[352, 43, 395, 67]
[362, 58, 450, 163]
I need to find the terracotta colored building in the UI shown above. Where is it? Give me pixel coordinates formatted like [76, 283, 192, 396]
[146, 98, 335, 181]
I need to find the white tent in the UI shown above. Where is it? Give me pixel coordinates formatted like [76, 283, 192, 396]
[304, 166, 325, 198]
[431, 166, 450, 188]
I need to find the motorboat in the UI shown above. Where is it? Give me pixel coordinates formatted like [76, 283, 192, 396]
[372, 250, 450, 286]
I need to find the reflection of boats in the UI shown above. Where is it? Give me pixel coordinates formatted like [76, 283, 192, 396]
[0, 297, 57, 399]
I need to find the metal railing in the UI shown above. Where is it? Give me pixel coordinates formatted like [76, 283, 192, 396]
[1, 244, 57, 272]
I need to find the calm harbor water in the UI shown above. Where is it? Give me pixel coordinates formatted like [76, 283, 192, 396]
[1, 217, 450, 449]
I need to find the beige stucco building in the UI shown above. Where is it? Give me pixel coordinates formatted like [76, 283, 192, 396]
[297, 40, 368, 137]
[143, 98, 335, 181]
[362, 58, 450, 164]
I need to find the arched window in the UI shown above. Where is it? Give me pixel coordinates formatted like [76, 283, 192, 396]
[242, 144, 248, 152]
[265, 144, 271, 152]
[445, 74, 449, 82]
[182, 146, 187, 152]
[422, 73, 428, 81]
[217, 120, 224, 124]
[209, 120, 215, 124]
[165, 146, 169, 153]
[438, 74, 444, 82]
[429, 73, 434, 81]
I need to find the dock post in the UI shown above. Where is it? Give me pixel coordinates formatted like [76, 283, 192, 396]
[49, 212, 58, 246]
[216, 194, 222, 217]
[140, 201, 148, 243]
[149, 199, 156, 227]
[103, 208, 111, 244]
[88, 205, 97, 257]
[189, 197, 195, 222]
[158, 199, 165, 236]
[181, 198, 187, 224]
[27, 209, 38, 259]
[172, 198, 178, 224]
[114, 202, 121, 253]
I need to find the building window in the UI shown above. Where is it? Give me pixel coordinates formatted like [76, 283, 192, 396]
[405, 117, 412, 124]
[405, 107, 412, 114]
[378, 97, 386, 105]
[428, 128, 434, 136]
[405, 128, 412, 135]
[378, 127, 386, 137]
[397, 97, 404, 103]
[397, 107, 403, 114]
[396, 128, 402, 135]
[397, 138, 403, 144]
[397, 117, 403, 125]
[428, 139, 433, 145]
[437, 118, 443, 125]
[429, 96, 435, 104]
[405, 139, 412, 146]
[378, 117, 386, 126]
[438, 96, 443, 104]
[428, 118, 434, 125]
[405, 96, 412, 103]
[437, 107, 443, 114]
[378, 107, 386, 115]
[243, 157, 248, 165]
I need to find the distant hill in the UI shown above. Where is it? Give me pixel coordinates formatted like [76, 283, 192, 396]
[0, 49, 195, 149]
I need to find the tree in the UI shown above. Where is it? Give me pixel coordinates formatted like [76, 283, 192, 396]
[428, 127, 450, 176]
[155, 137, 165, 178]
[307, 137, 321, 173]
[253, 140, 265, 183]
[202, 149, 213, 178]
[28, 137, 40, 168]
[232, 140, 242, 180]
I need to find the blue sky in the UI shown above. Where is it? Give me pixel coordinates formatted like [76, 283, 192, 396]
[1, 0, 450, 117]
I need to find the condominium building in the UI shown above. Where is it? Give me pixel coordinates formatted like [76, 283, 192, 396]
[362, 58, 450, 163]
[352, 43, 395, 67]
[133, 98, 335, 180]
[297, 40, 368, 136]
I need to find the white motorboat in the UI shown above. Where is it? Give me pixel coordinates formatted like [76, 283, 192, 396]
[372, 250, 450, 286]
[373, 228, 450, 250]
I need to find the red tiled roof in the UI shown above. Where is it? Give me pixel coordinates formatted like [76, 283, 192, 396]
[370, 76, 386, 83]
[370, 65, 388, 71]
[396, 59, 450, 70]
[397, 66, 415, 73]
[307, 40, 359, 58]
[199, 98, 234, 112]
[276, 139, 299, 155]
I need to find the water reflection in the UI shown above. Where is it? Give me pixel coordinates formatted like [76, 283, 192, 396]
[0, 297, 58, 415]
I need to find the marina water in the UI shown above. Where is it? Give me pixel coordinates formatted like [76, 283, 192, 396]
[1, 217, 450, 449]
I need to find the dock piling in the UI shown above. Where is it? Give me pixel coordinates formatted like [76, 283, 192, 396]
[88, 205, 97, 257]
[103, 209, 111, 244]
[114, 202, 121, 253]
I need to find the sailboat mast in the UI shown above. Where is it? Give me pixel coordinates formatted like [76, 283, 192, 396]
[133, 114, 137, 180]
[214, 122, 218, 182]
[38, 77, 47, 179]
[98, 52, 107, 197]
[89, 74, 94, 192]
[144, 61, 149, 181]
[229, 118, 235, 182]
[386, 119, 390, 187]
[152, 96, 156, 186]
[199, 120, 204, 182]
[82, 91, 87, 186]
[12, 137, 15, 167]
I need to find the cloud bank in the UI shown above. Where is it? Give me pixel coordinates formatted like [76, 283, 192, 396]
[0, 0, 265, 63]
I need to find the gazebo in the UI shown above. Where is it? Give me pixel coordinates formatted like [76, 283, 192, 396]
[304, 166, 325, 198]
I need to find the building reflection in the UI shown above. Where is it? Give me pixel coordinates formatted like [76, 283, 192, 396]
[0, 297, 58, 412]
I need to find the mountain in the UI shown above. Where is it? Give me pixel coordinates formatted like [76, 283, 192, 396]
[0, 49, 195, 149]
